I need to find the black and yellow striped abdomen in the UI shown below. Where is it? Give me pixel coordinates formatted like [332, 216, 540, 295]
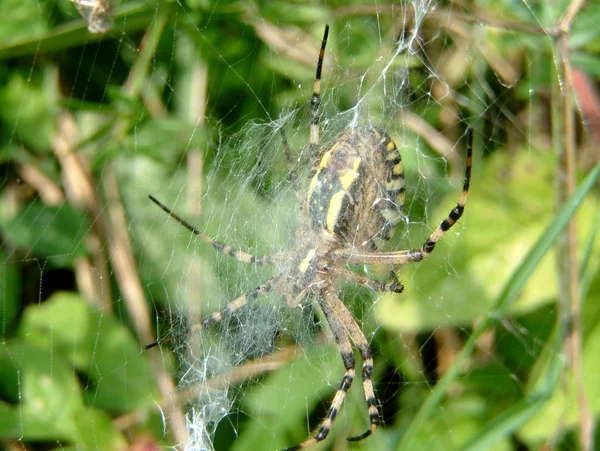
[307, 126, 405, 250]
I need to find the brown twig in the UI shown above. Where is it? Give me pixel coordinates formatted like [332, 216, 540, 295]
[51, 113, 112, 311]
[332, 4, 548, 35]
[113, 343, 302, 431]
[245, 18, 333, 73]
[17, 165, 64, 205]
[556, 0, 586, 33]
[185, 61, 208, 314]
[560, 35, 594, 451]
[98, 14, 189, 444]
[101, 169, 188, 444]
[552, 1, 594, 449]
[399, 111, 462, 179]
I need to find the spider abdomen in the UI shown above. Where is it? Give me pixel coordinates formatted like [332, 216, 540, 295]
[307, 126, 405, 250]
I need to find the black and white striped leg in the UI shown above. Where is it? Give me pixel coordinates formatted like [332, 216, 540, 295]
[420, 127, 472, 258]
[283, 288, 355, 450]
[336, 267, 404, 293]
[325, 290, 381, 441]
[146, 280, 274, 349]
[149, 195, 273, 265]
[309, 24, 329, 158]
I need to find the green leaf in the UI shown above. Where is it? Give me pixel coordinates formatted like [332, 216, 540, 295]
[0, 340, 83, 441]
[0, 340, 128, 448]
[397, 392, 514, 451]
[0, 248, 20, 336]
[0, 0, 48, 45]
[0, 1, 165, 59]
[0, 68, 57, 152]
[519, 316, 600, 443]
[20, 292, 156, 413]
[70, 406, 128, 450]
[463, 395, 548, 451]
[399, 160, 600, 449]
[235, 344, 341, 450]
[122, 117, 211, 164]
[2, 201, 90, 266]
[572, 52, 600, 78]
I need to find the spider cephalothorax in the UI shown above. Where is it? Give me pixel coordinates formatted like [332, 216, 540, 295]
[148, 24, 472, 450]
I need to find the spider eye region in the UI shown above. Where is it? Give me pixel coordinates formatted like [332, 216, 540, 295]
[307, 126, 405, 249]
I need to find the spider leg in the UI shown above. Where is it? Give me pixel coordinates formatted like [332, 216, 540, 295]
[336, 267, 404, 293]
[279, 24, 329, 198]
[283, 287, 355, 450]
[149, 195, 273, 265]
[324, 289, 381, 441]
[309, 24, 329, 158]
[419, 127, 472, 258]
[336, 248, 422, 265]
[285, 287, 309, 309]
[336, 127, 473, 265]
[145, 280, 275, 349]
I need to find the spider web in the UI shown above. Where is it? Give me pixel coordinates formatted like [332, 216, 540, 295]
[1, 1, 600, 451]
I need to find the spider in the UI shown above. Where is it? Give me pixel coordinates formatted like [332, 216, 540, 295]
[148, 24, 472, 450]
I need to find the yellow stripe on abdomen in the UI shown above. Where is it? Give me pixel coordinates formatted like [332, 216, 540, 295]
[326, 190, 347, 233]
[339, 157, 361, 189]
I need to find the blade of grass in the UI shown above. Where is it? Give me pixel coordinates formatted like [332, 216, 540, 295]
[0, 1, 167, 59]
[579, 202, 600, 302]
[463, 394, 549, 451]
[460, 208, 600, 450]
[399, 160, 600, 449]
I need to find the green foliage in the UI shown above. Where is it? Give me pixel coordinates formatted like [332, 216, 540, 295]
[0, 293, 140, 448]
[20, 292, 156, 411]
[0, 1, 599, 450]
[2, 201, 90, 266]
[0, 249, 20, 337]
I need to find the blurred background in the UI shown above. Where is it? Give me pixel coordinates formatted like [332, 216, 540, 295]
[0, 1, 599, 450]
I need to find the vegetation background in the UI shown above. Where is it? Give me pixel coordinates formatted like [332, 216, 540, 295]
[0, 0, 599, 450]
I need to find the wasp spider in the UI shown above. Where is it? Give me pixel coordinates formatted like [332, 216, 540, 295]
[148, 24, 473, 450]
